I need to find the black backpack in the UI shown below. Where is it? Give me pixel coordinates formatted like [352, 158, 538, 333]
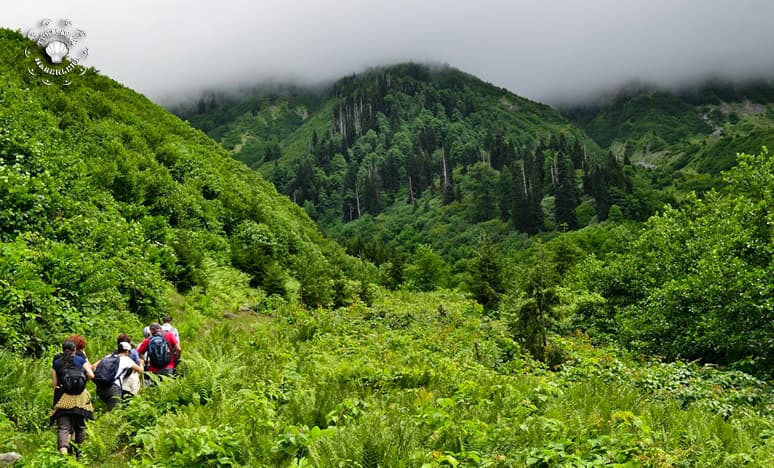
[93, 353, 121, 388]
[60, 365, 87, 395]
[148, 335, 171, 368]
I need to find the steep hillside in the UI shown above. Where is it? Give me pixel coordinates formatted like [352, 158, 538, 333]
[0, 29, 357, 354]
[178, 64, 670, 276]
[575, 91, 712, 150]
[173, 85, 327, 169]
[563, 81, 774, 186]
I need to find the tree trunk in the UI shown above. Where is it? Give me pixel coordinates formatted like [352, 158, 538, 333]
[441, 149, 449, 193]
[355, 183, 361, 218]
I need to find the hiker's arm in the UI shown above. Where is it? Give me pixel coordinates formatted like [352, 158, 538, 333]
[131, 363, 143, 374]
[171, 334, 182, 358]
[83, 362, 94, 380]
[51, 369, 58, 389]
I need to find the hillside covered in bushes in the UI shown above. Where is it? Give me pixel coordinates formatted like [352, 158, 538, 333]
[0, 28, 360, 355]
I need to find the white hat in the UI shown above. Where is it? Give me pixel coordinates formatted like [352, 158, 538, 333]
[119, 341, 132, 351]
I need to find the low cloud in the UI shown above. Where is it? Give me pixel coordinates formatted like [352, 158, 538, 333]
[4, 0, 774, 105]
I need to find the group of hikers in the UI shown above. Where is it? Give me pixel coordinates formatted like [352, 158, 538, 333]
[49, 317, 182, 457]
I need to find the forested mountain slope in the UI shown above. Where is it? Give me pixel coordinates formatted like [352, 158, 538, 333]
[178, 71, 774, 288]
[563, 80, 774, 186]
[176, 64, 669, 274]
[0, 28, 358, 354]
[174, 59, 774, 374]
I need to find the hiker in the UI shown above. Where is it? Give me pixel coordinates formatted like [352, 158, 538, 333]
[65, 334, 88, 360]
[117, 333, 142, 366]
[50, 339, 94, 457]
[92, 340, 143, 411]
[161, 316, 180, 342]
[52, 334, 88, 406]
[117, 334, 143, 399]
[136, 323, 181, 379]
[161, 316, 182, 368]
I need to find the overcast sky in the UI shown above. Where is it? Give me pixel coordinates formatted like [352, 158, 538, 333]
[4, 1, 774, 105]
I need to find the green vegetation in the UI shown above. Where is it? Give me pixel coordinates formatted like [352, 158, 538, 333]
[0, 28, 356, 355]
[177, 71, 774, 287]
[575, 91, 712, 150]
[173, 86, 326, 169]
[178, 64, 676, 278]
[1, 27, 773, 466]
[5, 284, 774, 466]
[564, 82, 774, 185]
[572, 149, 773, 369]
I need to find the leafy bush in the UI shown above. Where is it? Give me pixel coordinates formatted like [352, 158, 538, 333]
[576, 149, 773, 367]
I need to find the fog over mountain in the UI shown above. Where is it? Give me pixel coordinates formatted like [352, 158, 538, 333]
[4, 0, 774, 104]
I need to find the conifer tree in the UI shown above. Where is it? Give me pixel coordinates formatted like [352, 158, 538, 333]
[554, 155, 579, 229]
[469, 236, 504, 310]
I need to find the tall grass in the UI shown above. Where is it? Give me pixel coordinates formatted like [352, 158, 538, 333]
[8, 287, 774, 466]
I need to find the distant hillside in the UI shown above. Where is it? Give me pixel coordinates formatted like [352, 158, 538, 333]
[172, 85, 327, 169]
[563, 80, 774, 181]
[0, 29, 357, 353]
[177, 64, 672, 274]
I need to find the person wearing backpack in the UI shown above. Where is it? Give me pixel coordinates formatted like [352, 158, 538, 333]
[117, 334, 143, 399]
[161, 316, 180, 342]
[136, 323, 181, 379]
[161, 316, 182, 370]
[92, 341, 144, 411]
[50, 339, 94, 457]
[116, 333, 142, 367]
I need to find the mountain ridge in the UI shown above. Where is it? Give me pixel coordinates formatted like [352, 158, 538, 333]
[174, 62, 660, 271]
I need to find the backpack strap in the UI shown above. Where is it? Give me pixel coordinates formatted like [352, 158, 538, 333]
[119, 365, 133, 386]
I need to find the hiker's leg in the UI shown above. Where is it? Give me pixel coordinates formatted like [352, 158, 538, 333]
[69, 415, 86, 460]
[98, 384, 121, 411]
[57, 416, 73, 454]
[72, 415, 86, 445]
[106, 384, 121, 411]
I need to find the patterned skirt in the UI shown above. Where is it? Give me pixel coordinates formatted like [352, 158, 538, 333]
[49, 389, 94, 425]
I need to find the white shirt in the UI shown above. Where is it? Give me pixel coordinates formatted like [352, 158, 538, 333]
[114, 355, 136, 386]
[161, 323, 180, 341]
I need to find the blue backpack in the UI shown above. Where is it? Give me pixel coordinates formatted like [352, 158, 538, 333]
[148, 335, 171, 368]
[93, 353, 121, 388]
